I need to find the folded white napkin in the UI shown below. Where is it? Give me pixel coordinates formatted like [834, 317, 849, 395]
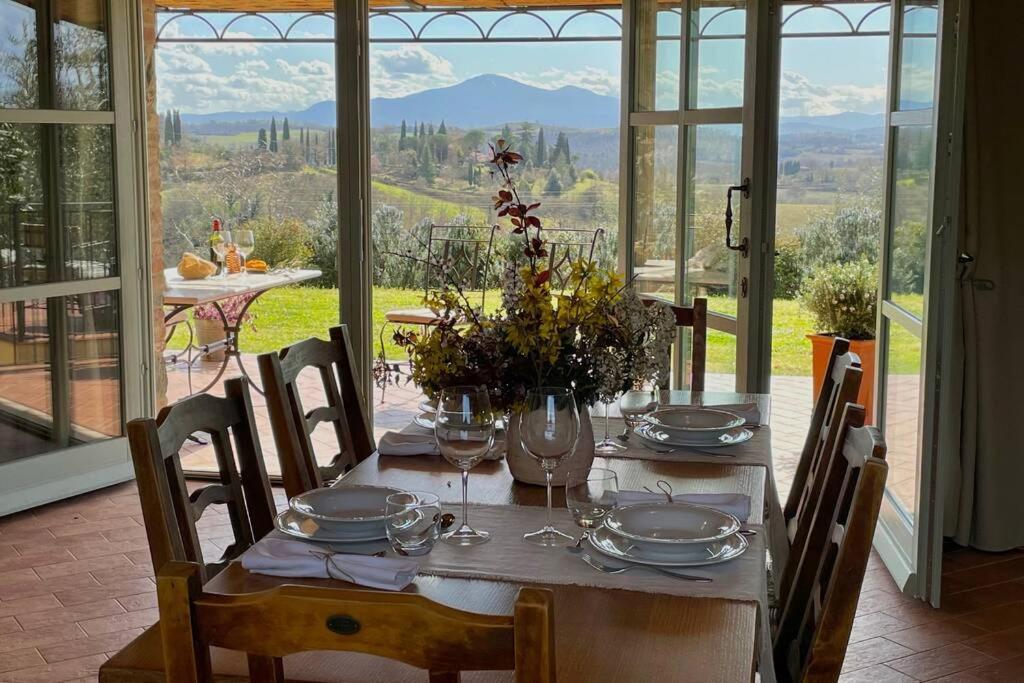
[240, 538, 419, 591]
[378, 430, 504, 460]
[705, 402, 762, 427]
[616, 490, 752, 522]
[378, 431, 440, 456]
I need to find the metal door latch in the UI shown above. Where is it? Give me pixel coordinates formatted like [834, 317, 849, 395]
[725, 179, 750, 257]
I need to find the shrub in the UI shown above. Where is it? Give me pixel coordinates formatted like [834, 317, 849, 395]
[307, 197, 338, 288]
[890, 219, 927, 294]
[799, 201, 881, 273]
[773, 238, 803, 300]
[801, 260, 878, 340]
[246, 216, 312, 268]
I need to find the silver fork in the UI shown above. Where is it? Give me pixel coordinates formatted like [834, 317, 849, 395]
[578, 552, 712, 583]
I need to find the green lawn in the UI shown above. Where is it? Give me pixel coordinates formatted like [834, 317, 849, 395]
[169, 287, 921, 376]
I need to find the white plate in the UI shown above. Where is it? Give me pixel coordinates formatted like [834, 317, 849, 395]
[413, 412, 435, 430]
[418, 400, 436, 414]
[289, 485, 402, 533]
[604, 502, 740, 545]
[274, 509, 387, 543]
[643, 407, 744, 444]
[634, 423, 754, 449]
[588, 525, 748, 567]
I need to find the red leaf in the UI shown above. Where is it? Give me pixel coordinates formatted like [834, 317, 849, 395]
[499, 190, 513, 201]
[535, 270, 551, 286]
[511, 217, 522, 227]
[497, 207, 509, 217]
[527, 202, 541, 211]
[507, 206, 521, 217]
[525, 216, 541, 228]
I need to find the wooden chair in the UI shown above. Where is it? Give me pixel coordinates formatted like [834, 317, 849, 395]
[127, 377, 277, 583]
[158, 560, 556, 683]
[773, 403, 888, 682]
[257, 325, 375, 499]
[784, 339, 861, 526]
[641, 296, 708, 391]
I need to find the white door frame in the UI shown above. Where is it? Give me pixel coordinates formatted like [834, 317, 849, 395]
[0, 0, 151, 516]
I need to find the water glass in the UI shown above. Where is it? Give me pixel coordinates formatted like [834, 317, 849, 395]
[619, 389, 659, 440]
[519, 387, 579, 547]
[435, 386, 495, 546]
[385, 491, 441, 557]
[565, 467, 619, 530]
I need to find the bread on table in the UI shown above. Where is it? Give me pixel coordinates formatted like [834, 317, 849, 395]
[177, 252, 217, 280]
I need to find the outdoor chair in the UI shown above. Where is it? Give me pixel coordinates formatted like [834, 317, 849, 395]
[640, 296, 708, 391]
[541, 227, 604, 290]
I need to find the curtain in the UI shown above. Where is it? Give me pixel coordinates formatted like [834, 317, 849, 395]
[945, 0, 1024, 551]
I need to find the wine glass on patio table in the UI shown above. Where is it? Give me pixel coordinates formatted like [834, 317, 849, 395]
[435, 386, 495, 546]
[233, 229, 255, 273]
[519, 387, 579, 547]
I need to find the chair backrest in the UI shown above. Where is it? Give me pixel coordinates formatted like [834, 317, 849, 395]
[257, 325, 376, 499]
[424, 224, 498, 297]
[784, 339, 861, 522]
[641, 296, 708, 392]
[158, 560, 557, 683]
[127, 378, 276, 583]
[773, 403, 888, 683]
[543, 228, 603, 290]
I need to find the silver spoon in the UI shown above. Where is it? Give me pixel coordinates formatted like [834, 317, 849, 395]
[578, 552, 712, 583]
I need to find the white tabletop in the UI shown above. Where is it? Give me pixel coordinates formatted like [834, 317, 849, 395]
[162, 268, 321, 306]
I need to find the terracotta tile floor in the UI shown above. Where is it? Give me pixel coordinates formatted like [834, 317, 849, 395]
[0, 358, 1017, 681]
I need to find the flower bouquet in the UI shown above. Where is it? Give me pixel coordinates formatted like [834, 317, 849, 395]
[378, 141, 676, 482]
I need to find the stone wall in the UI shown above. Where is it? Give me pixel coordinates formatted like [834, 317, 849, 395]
[142, 0, 167, 409]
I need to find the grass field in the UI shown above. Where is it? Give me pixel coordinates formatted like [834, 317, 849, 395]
[169, 286, 922, 377]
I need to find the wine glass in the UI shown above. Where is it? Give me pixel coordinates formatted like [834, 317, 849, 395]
[519, 387, 579, 547]
[619, 388, 659, 441]
[435, 386, 495, 546]
[212, 230, 232, 279]
[565, 467, 618, 541]
[594, 397, 626, 453]
[233, 229, 255, 273]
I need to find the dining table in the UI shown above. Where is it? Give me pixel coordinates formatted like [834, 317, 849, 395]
[101, 390, 775, 683]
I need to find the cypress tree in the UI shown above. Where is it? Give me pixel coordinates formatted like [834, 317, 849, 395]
[535, 127, 547, 167]
[269, 117, 278, 152]
[428, 123, 435, 136]
[163, 111, 173, 147]
[500, 124, 512, 144]
[257, 128, 267, 150]
[172, 110, 182, 145]
[438, 120, 447, 135]
[305, 131, 311, 163]
[418, 122, 426, 137]
[399, 120, 408, 150]
[467, 161, 475, 187]
[282, 117, 290, 141]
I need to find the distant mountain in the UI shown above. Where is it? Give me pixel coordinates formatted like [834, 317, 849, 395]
[779, 111, 886, 133]
[369, 74, 619, 129]
[179, 73, 889, 135]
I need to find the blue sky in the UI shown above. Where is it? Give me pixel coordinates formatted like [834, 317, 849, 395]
[132, 4, 929, 118]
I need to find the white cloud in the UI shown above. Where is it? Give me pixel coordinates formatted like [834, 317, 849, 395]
[779, 71, 885, 116]
[510, 66, 620, 97]
[369, 45, 457, 98]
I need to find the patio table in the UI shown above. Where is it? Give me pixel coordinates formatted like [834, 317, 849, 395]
[102, 390, 771, 682]
[162, 267, 321, 395]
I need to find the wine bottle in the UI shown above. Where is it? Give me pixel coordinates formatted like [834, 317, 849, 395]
[209, 218, 224, 276]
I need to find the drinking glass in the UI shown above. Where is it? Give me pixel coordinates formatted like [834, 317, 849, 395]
[619, 388, 659, 441]
[435, 386, 494, 546]
[212, 230, 232, 278]
[233, 229, 255, 272]
[594, 398, 626, 453]
[565, 468, 618, 532]
[385, 491, 441, 557]
[519, 387, 579, 546]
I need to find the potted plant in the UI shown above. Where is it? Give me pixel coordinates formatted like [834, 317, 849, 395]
[193, 294, 257, 362]
[801, 260, 878, 423]
[379, 141, 676, 485]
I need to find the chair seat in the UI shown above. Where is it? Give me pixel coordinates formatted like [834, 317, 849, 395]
[100, 626, 513, 682]
[384, 307, 444, 326]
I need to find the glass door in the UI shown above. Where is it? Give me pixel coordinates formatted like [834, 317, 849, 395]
[624, 0, 773, 392]
[0, 0, 148, 513]
[873, 0, 965, 602]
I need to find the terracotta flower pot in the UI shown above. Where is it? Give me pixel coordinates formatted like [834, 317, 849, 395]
[505, 405, 596, 486]
[808, 334, 876, 425]
[194, 318, 227, 363]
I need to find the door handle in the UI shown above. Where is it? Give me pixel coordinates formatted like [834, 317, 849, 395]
[725, 178, 750, 257]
